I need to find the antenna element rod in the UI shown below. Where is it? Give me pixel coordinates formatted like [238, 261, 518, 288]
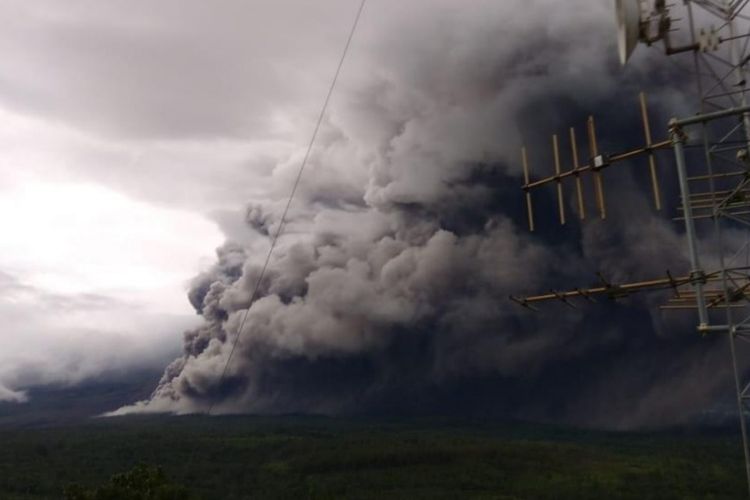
[553, 134, 566, 225]
[640, 92, 662, 210]
[588, 116, 606, 219]
[521, 146, 535, 232]
[570, 127, 586, 219]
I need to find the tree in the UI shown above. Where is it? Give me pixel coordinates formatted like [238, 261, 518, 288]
[64, 463, 193, 500]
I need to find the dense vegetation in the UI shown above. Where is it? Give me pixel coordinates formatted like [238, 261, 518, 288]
[0, 415, 746, 499]
[63, 464, 191, 500]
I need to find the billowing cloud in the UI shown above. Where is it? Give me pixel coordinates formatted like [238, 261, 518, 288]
[108, 0, 740, 429]
[0, 180, 221, 400]
[0, 0, 736, 428]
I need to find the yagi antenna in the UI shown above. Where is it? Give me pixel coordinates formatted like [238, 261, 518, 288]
[520, 92, 668, 231]
[517, 0, 750, 492]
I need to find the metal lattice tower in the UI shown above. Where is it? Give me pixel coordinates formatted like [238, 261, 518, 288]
[511, 1, 750, 494]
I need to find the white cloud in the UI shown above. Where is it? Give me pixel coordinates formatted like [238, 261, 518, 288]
[0, 110, 225, 396]
[0, 180, 219, 297]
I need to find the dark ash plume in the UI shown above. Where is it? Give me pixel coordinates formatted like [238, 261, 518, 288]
[113, 0, 736, 428]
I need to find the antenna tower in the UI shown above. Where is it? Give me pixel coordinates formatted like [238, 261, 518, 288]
[512, 1, 750, 494]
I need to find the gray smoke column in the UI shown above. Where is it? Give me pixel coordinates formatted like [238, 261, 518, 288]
[113, 0, 733, 428]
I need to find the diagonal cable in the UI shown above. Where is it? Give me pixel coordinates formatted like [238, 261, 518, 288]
[203, 0, 368, 417]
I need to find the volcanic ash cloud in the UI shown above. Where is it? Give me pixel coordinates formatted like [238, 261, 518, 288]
[113, 0, 728, 428]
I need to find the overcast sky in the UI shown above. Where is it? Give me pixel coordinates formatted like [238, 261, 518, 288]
[0, 0, 616, 402]
[0, 0, 370, 400]
[3, 0, 724, 428]
[0, 0, 622, 391]
[1, 0, 477, 400]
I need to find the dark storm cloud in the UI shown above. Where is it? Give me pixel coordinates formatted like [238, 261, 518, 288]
[0, 0, 359, 141]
